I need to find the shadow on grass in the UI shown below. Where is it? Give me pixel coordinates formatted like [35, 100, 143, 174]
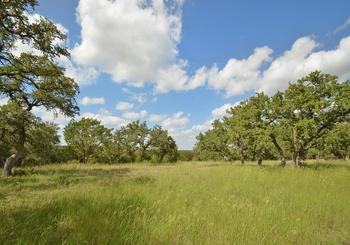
[303, 162, 350, 170]
[0, 194, 150, 244]
[0, 167, 132, 192]
[29, 167, 131, 177]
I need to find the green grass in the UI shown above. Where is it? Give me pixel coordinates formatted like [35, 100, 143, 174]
[1, 160, 350, 244]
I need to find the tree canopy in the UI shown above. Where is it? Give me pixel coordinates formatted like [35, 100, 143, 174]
[0, 0, 79, 175]
[194, 71, 350, 166]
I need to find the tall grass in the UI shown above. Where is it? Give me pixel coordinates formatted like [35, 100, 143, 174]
[0, 161, 349, 244]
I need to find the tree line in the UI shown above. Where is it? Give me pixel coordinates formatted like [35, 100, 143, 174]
[0, 112, 178, 168]
[64, 118, 177, 164]
[194, 71, 350, 166]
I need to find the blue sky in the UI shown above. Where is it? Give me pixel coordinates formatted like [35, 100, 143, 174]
[30, 0, 350, 149]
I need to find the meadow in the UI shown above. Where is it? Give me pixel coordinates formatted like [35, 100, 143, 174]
[1, 160, 350, 244]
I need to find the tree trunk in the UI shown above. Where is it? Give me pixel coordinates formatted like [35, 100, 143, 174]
[258, 157, 262, 166]
[3, 126, 26, 176]
[240, 155, 245, 164]
[159, 153, 165, 163]
[292, 151, 304, 167]
[280, 156, 286, 166]
[239, 144, 245, 164]
[270, 134, 286, 166]
[292, 127, 304, 167]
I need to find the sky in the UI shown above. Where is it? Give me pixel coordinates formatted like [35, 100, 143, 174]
[17, 0, 350, 149]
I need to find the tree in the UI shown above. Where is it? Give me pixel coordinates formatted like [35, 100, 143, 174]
[64, 118, 111, 164]
[122, 121, 151, 162]
[0, 102, 61, 166]
[0, 102, 37, 169]
[24, 122, 60, 165]
[94, 130, 126, 164]
[281, 71, 350, 166]
[194, 120, 236, 162]
[1, 0, 79, 176]
[322, 123, 350, 160]
[193, 72, 350, 166]
[149, 125, 178, 163]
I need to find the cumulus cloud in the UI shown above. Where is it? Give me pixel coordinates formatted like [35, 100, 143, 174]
[161, 112, 189, 133]
[258, 36, 350, 94]
[164, 101, 243, 149]
[211, 101, 240, 119]
[73, 0, 205, 92]
[11, 12, 98, 86]
[80, 96, 105, 105]
[174, 120, 213, 150]
[58, 56, 99, 86]
[208, 35, 350, 96]
[149, 113, 166, 123]
[115, 102, 134, 111]
[81, 109, 128, 129]
[122, 88, 148, 104]
[31, 106, 72, 144]
[122, 110, 148, 120]
[207, 47, 273, 97]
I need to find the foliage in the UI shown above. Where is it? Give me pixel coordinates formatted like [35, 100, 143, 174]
[0, 102, 60, 166]
[64, 119, 178, 164]
[178, 150, 194, 161]
[64, 118, 111, 164]
[0, 0, 79, 175]
[194, 71, 350, 166]
[149, 125, 178, 163]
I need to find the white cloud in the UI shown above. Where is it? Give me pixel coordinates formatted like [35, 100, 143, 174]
[73, 0, 205, 93]
[174, 120, 213, 150]
[212, 103, 232, 118]
[32, 106, 71, 126]
[211, 101, 240, 119]
[207, 35, 350, 96]
[81, 109, 128, 129]
[80, 96, 105, 105]
[122, 110, 148, 120]
[161, 112, 189, 132]
[122, 88, 148, 104]
[115, 102, 134, 111]
[31, 106, 72, 144]
[11, 13, 99, 86]
[208, 47, 273, 97]
[164, 101, 243, 149]
[258, 36, 350, 94]
[149, 113, 166, 123]
[58, 56, 99, 86]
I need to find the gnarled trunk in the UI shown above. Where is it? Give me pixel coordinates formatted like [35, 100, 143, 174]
[3, 126, 25, 177]
[270, 134, 286, 166]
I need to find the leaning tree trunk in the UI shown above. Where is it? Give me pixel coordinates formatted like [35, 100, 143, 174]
[270, 134, 286, 166]
[3, 126, 26, 176]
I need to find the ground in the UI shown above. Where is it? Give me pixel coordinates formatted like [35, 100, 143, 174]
[1, 160, 350, 244]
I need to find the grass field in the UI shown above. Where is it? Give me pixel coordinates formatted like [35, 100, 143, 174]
[1, 160, 350, 244]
